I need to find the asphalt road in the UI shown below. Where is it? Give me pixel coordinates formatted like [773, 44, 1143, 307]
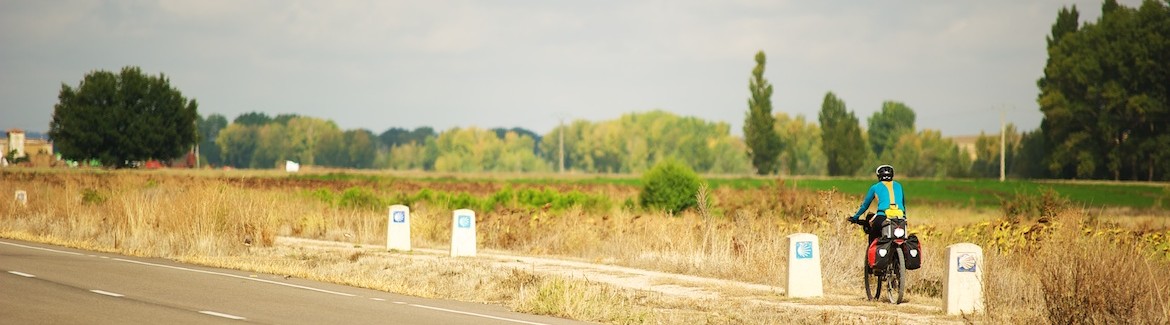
[0, 239, 588, 325]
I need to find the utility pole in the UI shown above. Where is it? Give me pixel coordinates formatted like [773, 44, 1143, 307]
[558, 118, 565, 173]
[194, 118, 200, 169]
[999, 106, 1006, 182]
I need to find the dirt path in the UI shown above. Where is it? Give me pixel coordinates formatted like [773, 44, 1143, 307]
[281, 237, 966, 324]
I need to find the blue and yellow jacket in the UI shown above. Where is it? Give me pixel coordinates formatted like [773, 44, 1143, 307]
[851, 180, 906, 221]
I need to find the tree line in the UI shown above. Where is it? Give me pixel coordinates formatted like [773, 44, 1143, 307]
[49, 0, 1167, 180]
[1037, 0, 1169, 180]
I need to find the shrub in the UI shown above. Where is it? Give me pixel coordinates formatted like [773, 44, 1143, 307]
[639, 159, 703, 214]
[447, 191, 481, 211]
[338, 187, 382, 210]
[81, 188, 106, 205]
[306, 188, 336, 205]
[1000, 187, 1070, 221]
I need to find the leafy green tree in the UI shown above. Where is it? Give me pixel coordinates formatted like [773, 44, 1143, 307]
[887, 130, 969, 178]
[492, 127, 542, 154]
[538, 111, 750, 174]
[378, 127, 410, 149]
[432, 127, 548, 172]
[313, 127, 346, 167]
[743, 51, 784, 175]
[867, 101, 917, 160]
[539, 120, 586, 172]
[49, 66, 199, 167]
[818, 92, 867, 176]
[251, 123, 290, 168]
[970, 124, 1020, 178]
[344, 129, 377, 169]
[233, 112, 272, 126]
[379, 126, 436, 149]
[286, 117, 341, 166]
[215, 123, 259, 168]
[709, 136, 753, 174]
[379, 142, 428, 170]
[197, 113, 228, 166]
[1038, 1, 1170, 180]
[774, 113, 827, 175]
[273, 114, 299, 125]
[1011, 129, 1050, 179]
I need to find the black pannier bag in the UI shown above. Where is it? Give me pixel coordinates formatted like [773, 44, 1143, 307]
[903, 234, 923, 270]
[867, 237, 894, 270]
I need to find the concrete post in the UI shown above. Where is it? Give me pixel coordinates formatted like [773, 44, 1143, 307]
[387, 205, 411, 251]
[785, 233, 823, 298]
[14, 190, 26, 207]
[450, 209, 477, 257]
[944, 243, 985, 315]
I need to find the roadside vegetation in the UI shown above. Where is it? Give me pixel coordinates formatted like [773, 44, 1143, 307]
[2, 169, 1168, 323]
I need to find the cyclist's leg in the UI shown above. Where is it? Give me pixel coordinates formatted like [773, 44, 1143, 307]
[868, 214, 887, 240]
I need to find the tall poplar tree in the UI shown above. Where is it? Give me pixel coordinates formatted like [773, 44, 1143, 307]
[818, 92, 866, 176]
[743, 51, 783, 175]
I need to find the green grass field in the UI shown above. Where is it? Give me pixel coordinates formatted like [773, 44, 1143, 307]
[776, 178, 1168, 210]
[504, 176, 1167, 210]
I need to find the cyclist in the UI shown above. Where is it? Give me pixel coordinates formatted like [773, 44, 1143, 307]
[848, 165, 906, 244]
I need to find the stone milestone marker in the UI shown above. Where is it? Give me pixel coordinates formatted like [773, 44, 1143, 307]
[386, 205, 411, 251]
[450, 209, 477, 257]
[785, 233, 824, 298]
[944, 243, 985, 315]
[15, 190, 27, 207]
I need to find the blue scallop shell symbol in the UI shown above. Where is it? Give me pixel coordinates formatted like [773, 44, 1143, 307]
[457, 215, 472, 228]
[795, 241, 813, 259]
[392, 211, 406, 223]
[957, 253, 977, 272]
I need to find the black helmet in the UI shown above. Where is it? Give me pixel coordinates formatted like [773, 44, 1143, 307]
[876, 165, 894, 181]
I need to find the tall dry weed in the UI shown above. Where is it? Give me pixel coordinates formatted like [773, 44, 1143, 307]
[1032, 214, 1169, 324]
[1, 171, 287, 257]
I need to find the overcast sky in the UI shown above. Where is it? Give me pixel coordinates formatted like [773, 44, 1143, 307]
[0, 0, 1139, 137]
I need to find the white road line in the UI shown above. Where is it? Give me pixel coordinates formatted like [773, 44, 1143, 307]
[91, 290, 124, 297]
[199, 311, 247, 320]
[5, 240, 551, 324]
[369, 298, 386, 301]
[409, 304, 550, 325]
[111, 258, 356, 297]
[8, 271, 36, 278]
[3, 239, 356, 297]
[0, 241, 84, 256]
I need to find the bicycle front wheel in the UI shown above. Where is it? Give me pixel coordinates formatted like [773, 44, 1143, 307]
[886, 248, 905, 304]
[864, 263, 881, 300]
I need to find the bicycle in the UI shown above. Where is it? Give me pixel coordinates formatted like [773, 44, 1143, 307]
[850, 214, 908, 304]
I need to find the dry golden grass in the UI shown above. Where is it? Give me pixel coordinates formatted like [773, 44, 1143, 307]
[3, 169, 1168, 324]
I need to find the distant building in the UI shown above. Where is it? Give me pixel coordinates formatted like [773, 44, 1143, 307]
[949, 135, 979, 160]
[2, 129, 55, 167]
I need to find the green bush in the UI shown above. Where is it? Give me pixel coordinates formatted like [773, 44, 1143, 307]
[306, 188, 336, 205]
[1000, 187, 1070, 221]
[639, 159, 703, 214]
[338, 187, 383, 210]
[81, 188, 106, 205]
